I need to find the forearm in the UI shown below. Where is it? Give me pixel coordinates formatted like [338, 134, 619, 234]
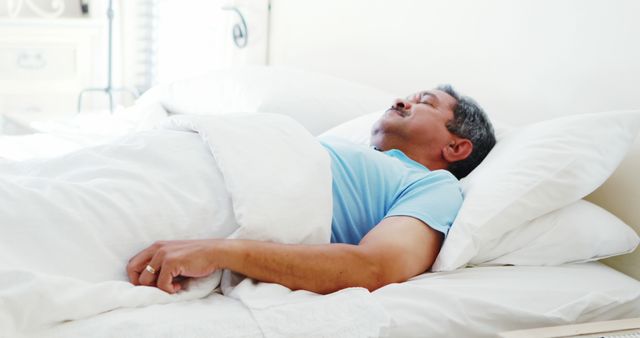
[214, 239, 384, 294]
[127, 217, 440, 294]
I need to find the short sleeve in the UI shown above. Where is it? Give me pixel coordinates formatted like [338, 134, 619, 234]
[385, 170, 463, 236]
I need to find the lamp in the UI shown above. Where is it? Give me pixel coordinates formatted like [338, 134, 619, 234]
[77, 0, 139, 113]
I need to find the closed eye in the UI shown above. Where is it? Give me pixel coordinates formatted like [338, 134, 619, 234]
[420, 100, 434, 107]
[420, 93, 436, 106]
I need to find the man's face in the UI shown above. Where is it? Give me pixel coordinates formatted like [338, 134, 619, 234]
[370, 89, 457, 165]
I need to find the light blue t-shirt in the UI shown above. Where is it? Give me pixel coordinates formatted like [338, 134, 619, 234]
[320, 137, 463, 245]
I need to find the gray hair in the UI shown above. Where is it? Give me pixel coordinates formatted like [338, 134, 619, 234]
[436, 84, 496, 179]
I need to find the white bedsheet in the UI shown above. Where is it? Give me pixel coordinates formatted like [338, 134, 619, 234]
[0, 103, 168, 161]
[374, 262, 640, 337]
[25, 287, 388, 338]
[0, 133, 94, 161]
[0, 114, 389, 338]
[0, 129, 238, 336]
[21, 262, 640, 338]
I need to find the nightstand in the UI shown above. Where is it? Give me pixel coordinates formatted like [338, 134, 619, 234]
[0, 18, 103, 116]
[499, 317, 640, 338]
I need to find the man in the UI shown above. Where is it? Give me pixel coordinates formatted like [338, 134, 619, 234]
[126, 85, 496, 294]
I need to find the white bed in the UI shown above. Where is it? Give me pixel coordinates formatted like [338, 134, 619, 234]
[376, 263, 640, 337]
[2, 66, 637, 338]
[19, 263, 640, 338]
[0, 103, 168, 161]
[2, 1, 640, 337]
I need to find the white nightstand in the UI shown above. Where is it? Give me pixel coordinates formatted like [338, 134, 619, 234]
[1, 110, 76, 135]
[499, 317, 640, 338]
[0, 18, 103, 117]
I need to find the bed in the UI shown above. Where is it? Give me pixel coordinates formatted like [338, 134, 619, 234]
[16, 263, 639, 338]
[2, 1, 640, 337]
[0, 103, 168, 161]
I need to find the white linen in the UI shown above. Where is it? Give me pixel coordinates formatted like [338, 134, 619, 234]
[162, 114, 332, 244]
[138, 65, 396, 135]
[319, 110, 640, 267]
[0, 102, 169, 161]
[24, 285, 389, 338]
[0, 133, 94, 161]
[0, 130, 235, 337]
[164, 115, 388, 338]
[20, 262, 640, 338]
[434, 110, 640, 271]
[1, 113, 383, 338]
[374, 262, 640, 338]
[26, 293, 262, 338]
[473, 199, 640, 266]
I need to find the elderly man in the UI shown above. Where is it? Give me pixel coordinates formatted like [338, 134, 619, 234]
[127, 84, 496, 294]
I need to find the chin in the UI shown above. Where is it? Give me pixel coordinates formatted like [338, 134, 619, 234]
[369, 131, 381, 148]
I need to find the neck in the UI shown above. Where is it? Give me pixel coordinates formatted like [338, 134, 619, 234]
[399, 148, 448, 171]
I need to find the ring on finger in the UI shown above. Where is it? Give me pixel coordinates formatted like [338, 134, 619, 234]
[145, 264, 157, 274]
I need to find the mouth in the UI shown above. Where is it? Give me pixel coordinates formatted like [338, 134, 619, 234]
[386, 107, 408, 117]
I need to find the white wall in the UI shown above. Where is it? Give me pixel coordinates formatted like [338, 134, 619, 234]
[269, 0, 640, 125]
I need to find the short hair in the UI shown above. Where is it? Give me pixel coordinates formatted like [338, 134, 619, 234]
[436, 84, 496, 179]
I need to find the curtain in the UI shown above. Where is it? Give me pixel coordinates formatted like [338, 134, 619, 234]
[124, 0, 270, 93]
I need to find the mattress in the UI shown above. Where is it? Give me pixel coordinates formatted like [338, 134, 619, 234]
[27, 262, 640, 338]
[374, 262, 640, 337]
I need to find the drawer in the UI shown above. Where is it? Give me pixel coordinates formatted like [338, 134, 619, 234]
[0, 43, 78, 81]
[0, 91, 79, 114]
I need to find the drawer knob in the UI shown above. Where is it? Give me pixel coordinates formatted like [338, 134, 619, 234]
[16, 51, 47, 70]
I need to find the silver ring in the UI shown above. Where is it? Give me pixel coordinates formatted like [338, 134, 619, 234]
[145, 264, 157, 274]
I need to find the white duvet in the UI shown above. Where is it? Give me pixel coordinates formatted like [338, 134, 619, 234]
[0, 114, 389, 338]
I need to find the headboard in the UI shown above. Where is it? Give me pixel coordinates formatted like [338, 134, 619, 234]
[267, 0, 640, 279]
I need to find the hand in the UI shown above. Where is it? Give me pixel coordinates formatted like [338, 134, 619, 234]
[126, 239, 221, 294]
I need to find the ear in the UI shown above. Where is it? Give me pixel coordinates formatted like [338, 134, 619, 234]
[442, 138, 473, 163]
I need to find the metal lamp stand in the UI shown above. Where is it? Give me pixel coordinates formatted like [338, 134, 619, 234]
[77, 0, 139, 113]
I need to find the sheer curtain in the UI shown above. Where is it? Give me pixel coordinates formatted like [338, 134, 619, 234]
[126, 0, 269, 93]
[155, 0, 229, 84]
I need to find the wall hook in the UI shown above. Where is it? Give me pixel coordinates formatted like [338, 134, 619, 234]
[221, 6, 248, 48]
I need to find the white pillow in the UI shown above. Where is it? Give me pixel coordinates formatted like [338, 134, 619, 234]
[138, 66, 397, 135]
[471, 199, 639, 266]
[319, 111, 382, 145]
[433, 110, 640, 271]
[322, 109, 640, 269]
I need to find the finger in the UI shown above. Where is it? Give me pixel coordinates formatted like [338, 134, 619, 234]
[157, 259, 181, 294]
[127, 269, 141, 286]
[138, 250, 165, 287]
[127, 245, 160, 285]
[173, 281, 183, 292]
[171, 276, 189, 293]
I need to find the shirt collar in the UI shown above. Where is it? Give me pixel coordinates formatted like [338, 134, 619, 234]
[383, 149, 430, 171]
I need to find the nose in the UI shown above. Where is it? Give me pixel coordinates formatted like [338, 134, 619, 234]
[393, 98, 412, 110]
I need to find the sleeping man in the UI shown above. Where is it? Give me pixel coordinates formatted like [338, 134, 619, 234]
[127, 84, 496, 294]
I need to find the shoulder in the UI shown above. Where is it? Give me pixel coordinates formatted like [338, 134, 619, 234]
[404, 169, 463, 203]
[427, 169, 460, 185]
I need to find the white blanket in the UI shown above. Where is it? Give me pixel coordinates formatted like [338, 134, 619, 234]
[0, 114, 389, 338]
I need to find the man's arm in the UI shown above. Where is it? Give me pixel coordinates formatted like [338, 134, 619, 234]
[127, 216, 443, 294]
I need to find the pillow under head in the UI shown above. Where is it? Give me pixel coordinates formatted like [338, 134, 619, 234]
[433, 110, 640, 271]
[322, 109, 640, 269]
